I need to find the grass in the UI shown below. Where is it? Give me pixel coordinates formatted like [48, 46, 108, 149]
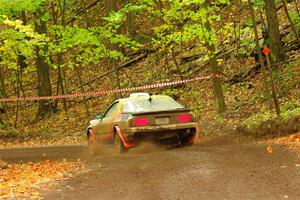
[242, 101, 300, 135]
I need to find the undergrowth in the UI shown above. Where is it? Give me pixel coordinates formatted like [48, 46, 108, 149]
[243, 101, 300, 129]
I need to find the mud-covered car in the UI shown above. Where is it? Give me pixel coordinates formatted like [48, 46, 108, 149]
[86, 93, 199, 154]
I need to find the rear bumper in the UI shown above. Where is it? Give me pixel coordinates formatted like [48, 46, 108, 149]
[129, 122, 198, 133]
[123, 122, 199, 145]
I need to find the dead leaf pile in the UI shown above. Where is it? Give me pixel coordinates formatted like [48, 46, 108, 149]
[276, 132, 300, 152]
[0, 160, 10, 169]
[0, 134, 85, 148]
[0, 160, 84, 199]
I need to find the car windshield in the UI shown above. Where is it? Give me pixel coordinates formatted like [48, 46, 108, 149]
[122, 96, 185, 113]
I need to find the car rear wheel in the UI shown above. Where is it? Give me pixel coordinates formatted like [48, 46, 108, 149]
[179, 133, 194, 146]
[113, 132, 128, 153]
[87, 129, 96, 156]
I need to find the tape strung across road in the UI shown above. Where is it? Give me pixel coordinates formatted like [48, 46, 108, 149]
[0, 75, 214, 103]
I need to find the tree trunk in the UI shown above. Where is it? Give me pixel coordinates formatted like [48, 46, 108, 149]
[248, 0, 273, 110]
[35, 16, 53, 119]
[52, 0, 68, 115]
[0, 67, 7, 99]
[126, 11, 137, 38]
[207, 44, 227, 113]
[17, 55, 27, 96]
[0, 117, 4, 126]
[104, 0, 118, 15]
[258, 10, 267, 28]
[83, 0, 91, 28]
[17, 11, 28, 97]
[204, 0, 226, 113]
[282, 0, 300, 45]
[171, 48, 183, 81]
[0, 66, 10, 125]
[75, 66, 90, 116]
[124, 0, 136, 38]
[55, 54, 68, 115]
[14, 69, 21, 128]
[104, 0, 123, 99]
[110, 59, 122, 98]
[266, 55, 280, 116]
[264, 0, 285, 63]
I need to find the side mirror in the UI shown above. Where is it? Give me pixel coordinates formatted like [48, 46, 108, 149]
[96, 114, 104, 120]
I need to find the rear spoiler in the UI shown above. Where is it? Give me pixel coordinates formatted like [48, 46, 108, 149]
[125, 108, 191, 116]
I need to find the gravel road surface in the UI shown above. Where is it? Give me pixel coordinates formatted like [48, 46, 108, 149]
[1, 136, 299, 200]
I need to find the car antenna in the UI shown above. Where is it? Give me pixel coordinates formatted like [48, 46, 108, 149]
[149, 93, 152, 102]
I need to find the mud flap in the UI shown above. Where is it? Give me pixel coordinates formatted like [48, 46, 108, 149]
[88, 129, 96, 144]
[114, 126, 134, 148]
[189, 123, 200, 144]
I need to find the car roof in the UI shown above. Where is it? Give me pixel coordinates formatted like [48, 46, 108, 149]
[118, 95, 172, 103]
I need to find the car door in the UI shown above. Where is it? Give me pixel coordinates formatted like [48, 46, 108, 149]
[96, 101, 120, 142]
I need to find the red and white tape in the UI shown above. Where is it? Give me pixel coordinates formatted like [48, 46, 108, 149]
[0, 75, 214, 103]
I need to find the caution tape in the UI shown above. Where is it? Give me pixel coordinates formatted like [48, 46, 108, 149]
[0, 75, 214, 103]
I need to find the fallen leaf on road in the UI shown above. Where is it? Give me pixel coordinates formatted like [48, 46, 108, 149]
[66, 185, 74, 191]
[267, 146, 273, 154]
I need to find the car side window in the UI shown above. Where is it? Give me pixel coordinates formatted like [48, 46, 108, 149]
[103, 102, 119, 118]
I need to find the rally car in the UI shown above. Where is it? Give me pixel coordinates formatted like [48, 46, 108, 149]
[86, 93, 199, 154]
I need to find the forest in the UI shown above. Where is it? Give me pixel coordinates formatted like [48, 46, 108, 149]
[0, 0, 299, 141]
[0, 0, 300, 199]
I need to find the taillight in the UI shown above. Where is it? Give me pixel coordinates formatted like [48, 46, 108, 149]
[133, 117, 149, 126]
[178, 114, 191, 123]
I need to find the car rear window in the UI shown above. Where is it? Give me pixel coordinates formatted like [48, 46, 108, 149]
[122, 96, 185, 113]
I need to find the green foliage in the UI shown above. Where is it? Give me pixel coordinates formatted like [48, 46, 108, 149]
[102, 6, 144, 51]
[48, 25, 106, 66]
[0, 0, 45, 15]
[0, 0, 143, 73]
[280, 101, 300, 120]
[120, 81, 134, 88]
[243, 101, 300, 129]
[136, 0, 221, 51]
[273, 59, 300, 90]
[162, 88, 179, 96]
[243, 108, 273, 129]
[252, 0, 264, 9]
[290, 10, 300, 31]
[0, 18, 45, 70]
[0, 127, 20, 139]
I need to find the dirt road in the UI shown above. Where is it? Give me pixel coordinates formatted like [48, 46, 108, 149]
[1, 136, 300, 200]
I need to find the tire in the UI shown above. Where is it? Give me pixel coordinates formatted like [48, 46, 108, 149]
[113, 132, 128, 153]
[87, 130, 97, 156]
[179, 134, 193, 147]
